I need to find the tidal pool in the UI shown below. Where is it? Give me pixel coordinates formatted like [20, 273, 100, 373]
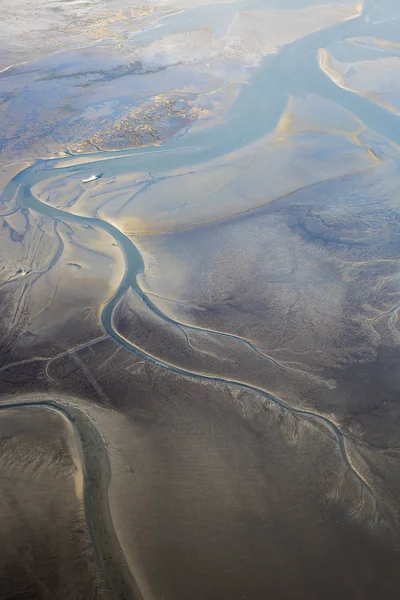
[1, 1, 400, 599]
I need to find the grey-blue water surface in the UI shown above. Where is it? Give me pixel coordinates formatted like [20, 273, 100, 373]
[1, 1, 400, 599]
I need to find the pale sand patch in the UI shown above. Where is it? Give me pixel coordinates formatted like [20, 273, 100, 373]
[319, 48, 400, 115]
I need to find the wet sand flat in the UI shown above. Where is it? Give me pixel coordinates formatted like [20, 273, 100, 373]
[1, 1, 400, 599]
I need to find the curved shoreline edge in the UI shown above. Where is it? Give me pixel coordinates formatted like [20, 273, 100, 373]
[1, 5, 399, 593]
[0, 398, 142, 600]
[0, 140, 389, 597]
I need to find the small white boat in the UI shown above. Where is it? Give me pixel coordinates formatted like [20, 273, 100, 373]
[81, 175, 100, 183]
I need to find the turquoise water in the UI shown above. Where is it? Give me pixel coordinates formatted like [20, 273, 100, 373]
[1, 1, 400, 598]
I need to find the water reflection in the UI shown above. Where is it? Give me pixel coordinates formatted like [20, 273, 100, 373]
[1, 1, 400, 599]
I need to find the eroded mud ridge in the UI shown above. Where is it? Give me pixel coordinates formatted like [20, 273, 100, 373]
[1, 1, 400, 599]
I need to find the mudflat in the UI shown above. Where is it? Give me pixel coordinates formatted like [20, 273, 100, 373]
[1, 1, 400, 599]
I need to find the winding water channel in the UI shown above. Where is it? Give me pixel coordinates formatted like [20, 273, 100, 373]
[1, 1, 400, 597]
